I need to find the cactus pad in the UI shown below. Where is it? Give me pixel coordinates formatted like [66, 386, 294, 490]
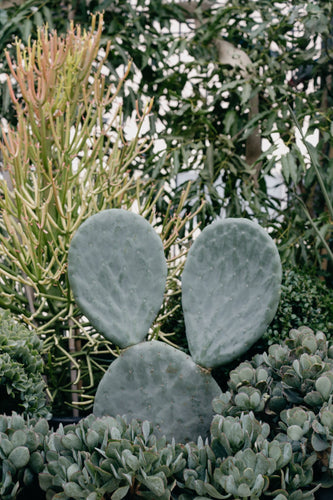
[182, 218, 282, 368]
[93, 340, 221, 442]
[68, 209, 167, 348]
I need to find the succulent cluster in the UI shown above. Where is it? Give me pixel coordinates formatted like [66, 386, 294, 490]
[0, 309, 50, 418]
[40, 414, 186, 499]
[0, 328, 333, 498]
[212, 327, 333, 493]
[0, 412, 48, 499]
[214, 327, 333, 418]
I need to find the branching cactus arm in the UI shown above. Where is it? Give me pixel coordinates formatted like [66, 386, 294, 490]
[182, 218, 282, 369]
[68, 209, 167, 348]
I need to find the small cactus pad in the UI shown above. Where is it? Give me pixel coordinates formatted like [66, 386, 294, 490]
[68, 209, 167, 347]
[93, 340, 221, 442]
[182, 218, 282, 369]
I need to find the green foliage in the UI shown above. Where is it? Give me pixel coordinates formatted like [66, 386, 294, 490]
[266, 268, 333, 344]
[0, 310, 50, 418]
[75, 0, 333, 282]
[1, 1, 333, 282]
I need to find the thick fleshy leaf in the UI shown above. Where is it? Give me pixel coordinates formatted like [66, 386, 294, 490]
[68, 209, 167, 348]
[182, 218, 282, 368]
[94, 340, 221, 443]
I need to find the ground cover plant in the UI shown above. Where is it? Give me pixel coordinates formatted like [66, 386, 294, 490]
[1, 327, 333, 499]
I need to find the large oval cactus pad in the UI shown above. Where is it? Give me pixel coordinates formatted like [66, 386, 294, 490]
[93, 340, 221, 443]
[182, 218, 282, 369]
[68, 210, 167, 348]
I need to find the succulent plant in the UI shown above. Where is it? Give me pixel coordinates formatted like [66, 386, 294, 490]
[0, 309, 50, 418]
[214, 327, 333, 421]
[68, 210, 168, 349]
[311, 400, 333, 480]
[214, 447, 275, 498]
[279, 407, 316, 442]
[68, 209, 282, 442]
[210, 411, 270, 459]
[0, 412, 49, 499]
[181, 217, 282, 369]
[40, 413, 186, 499]
[93, 340, 220, 443]
[212, 327, 333, 494]
[2, 327, 333, 498]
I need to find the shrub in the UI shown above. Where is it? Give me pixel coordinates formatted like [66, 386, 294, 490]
[0, 310, 50, 419]
[266, 268, 333, 344]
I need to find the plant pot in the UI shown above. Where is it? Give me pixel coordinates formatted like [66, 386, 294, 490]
[48, 416, 82, 430]
[315, 486, 333, 500]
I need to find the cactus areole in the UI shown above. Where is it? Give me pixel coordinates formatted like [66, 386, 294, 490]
[68, 209, 281, 442]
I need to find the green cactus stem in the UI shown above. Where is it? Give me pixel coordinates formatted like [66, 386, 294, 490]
[182, 218, 282, 368]
[68, 209, 167, 348]
[93, 340, 221, 443]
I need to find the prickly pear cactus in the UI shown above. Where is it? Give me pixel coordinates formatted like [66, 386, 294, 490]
[94, 340, 220, 442]
[182, 218, 282, 368]
[68, 209, 281, 443]
[68, 209, 167, 347]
